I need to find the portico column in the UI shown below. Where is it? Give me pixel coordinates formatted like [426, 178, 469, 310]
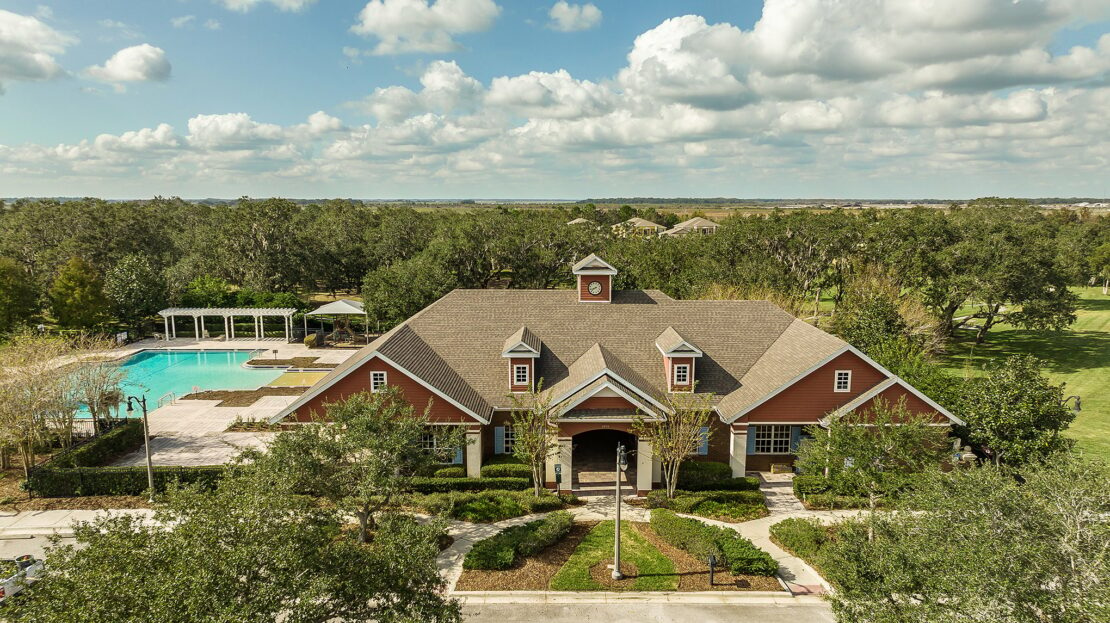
[557, 436, 573, 495]
[465, 427, 482, 479]
[636, 437, 653, 496]
[730, 424, 748, 478]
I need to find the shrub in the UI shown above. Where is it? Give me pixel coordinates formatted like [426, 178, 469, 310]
[408, 477, 529, 493]
[679, 476, 760, 492]
[304, 334, 317, 347]
[650, 509, 777, 576]
[463, 510, 574, 570]
[50, 421, 144, 468]
[676, 461, 732, 488]
[25, 465, 225, 497]
[769, 518, 828, 561]
[483, 454, 525, 465]
[433, 466, 466, 478]
[480, 462, 533, 480]
[650, 490, 768, 522]
[804, 494, 872, 510]
[409, 489, 564, 522]
[793, 475, 831, 497]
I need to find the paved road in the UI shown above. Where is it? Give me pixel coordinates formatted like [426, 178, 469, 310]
[462, 602, 835, 622]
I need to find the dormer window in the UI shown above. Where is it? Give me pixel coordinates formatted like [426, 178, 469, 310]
[513, 364, 530, 386]
[673, 364, 690, 386]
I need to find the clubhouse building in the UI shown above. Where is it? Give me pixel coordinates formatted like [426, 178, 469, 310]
[271, 255, 961, 495]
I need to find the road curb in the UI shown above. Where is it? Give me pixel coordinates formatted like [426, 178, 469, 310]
[451, 590, 825, 604]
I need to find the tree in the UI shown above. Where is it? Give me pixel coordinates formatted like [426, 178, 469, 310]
[794, 398, 950, 532]
[508, 381, 559, 496]
[9, 476, 461, 623]
[67, 348, 124, 434]
[957, 354, 1075, 465]
[179, 275, 232, 307]
[828, 266, 941, 355]
[633, 392, 714, 499]
[1092, 241, 1110, 295]
[823, 458, 1110, 623]
[104, 254, 167, 332]
[362, 254, 457, 329]
[243, 388, 465, 543]
[0, 333, 74, 476]
[49, 257, 108, 329]
[0, 257, 38, 333]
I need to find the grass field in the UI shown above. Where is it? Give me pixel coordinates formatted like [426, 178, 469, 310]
[549, 521, 676, 591]
[939, 287, 1110, 463]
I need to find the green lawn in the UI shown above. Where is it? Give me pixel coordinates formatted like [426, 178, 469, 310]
[938, 287, 1110, 462]
[549, 521, 677, 591]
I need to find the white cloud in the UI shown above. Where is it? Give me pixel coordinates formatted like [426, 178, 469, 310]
[216, 0, 317, 12]
[0, 9, 75, 92]
[487, 70, 612, 118]
[171, 15, 196, 29]
[352, 60, 483, 121]
[548, 2, 601, 32]
[205, 19, 222, 31]
[34, 6, 53, 20]
[187, 113, 285, 149]
[86, 44, 171, 90]
[351, 0, 501, 55]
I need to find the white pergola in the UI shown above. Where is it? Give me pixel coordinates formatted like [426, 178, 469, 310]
[157, 307, 298, 341]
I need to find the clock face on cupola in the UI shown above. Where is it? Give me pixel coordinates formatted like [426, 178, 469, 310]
[572, 253, 617, 303]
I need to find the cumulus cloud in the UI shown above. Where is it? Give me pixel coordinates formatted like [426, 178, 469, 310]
[487, 70, 612, 118]
[86, 44, 171, 90]
[0, 9, 75, 93]
[548, 2, 601, 32]
[351, 0, 501, 55]
[171, 15, 196, 28]
[216, 0, 317, 12]
[352, 60, 483, 121]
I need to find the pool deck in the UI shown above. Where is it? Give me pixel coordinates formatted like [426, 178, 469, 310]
[109, 338, 359, 467]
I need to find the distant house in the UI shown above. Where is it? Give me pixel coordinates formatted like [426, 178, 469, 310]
[269, 254, 961, 495]
[566, 217, 592, 225]
[663, 216, 720, 237]
[612, 217, 666, 237]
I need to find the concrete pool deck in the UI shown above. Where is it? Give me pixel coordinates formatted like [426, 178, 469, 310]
[108, 339, 358, 467]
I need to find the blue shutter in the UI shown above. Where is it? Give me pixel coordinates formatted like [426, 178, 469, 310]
[454, 448, 464, 464]
[790, 426, 802, 452]
[697, 426, 709, 455]
[494, 426, 505, 454]
[746, 427, 758, 455]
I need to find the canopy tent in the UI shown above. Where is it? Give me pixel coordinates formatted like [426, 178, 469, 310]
[158, 307, 298, 341]
[303, 299, 369, 342]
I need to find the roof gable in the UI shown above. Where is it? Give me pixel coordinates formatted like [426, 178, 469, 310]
[572, 254, 618, 275]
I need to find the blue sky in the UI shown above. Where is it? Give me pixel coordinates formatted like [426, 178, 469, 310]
[1, 1, 1108, 199]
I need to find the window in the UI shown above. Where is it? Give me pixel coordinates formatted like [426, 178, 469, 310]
[834, 370, 852, 392]
[418, 433, 437, 452]
[513, 364, 530, 386]
[503, 426, 516, 454]
[370, 370, 387, 393]
[418, 432, 461, 464]
[673, 363, 690, 386]
[753, 425, 792, 454]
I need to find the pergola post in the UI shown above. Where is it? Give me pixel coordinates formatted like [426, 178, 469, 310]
[254, 315, 260, 340]
[171, 316, 176, 339]
[163, 316, 169, 341]
[230, 315, 235, 340]
[193, 316, 200, 340]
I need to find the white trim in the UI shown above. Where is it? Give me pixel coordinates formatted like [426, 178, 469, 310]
[512, 363, 530, 387]
[501, 343, 540, 358]
[555, 378, 664, 420]
[551, 368, 669, 414]
[370, 370, 388, 393]
[655, 342, 704, 358]
[673, 363, 690, 387]
[375, 352, 491, 425]
[834, 369, 852, 393]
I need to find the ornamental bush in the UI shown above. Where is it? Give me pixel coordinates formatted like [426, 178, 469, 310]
[676, 461, 732, 488]
[679, 476, 760, 492]
[463, 510, 574, 570]
[793, 475, 832, 497]
[408, 476, 530, 493]
[649, 489, 768, 522]
[433, 466, 466, 478]
[650, 509, 777, 576]
[479, 462, 533, 480]
[410, 489, 564, 522]
[50, 421, 144, 468]
[25, 465, 225, 497]
[769, 517, 829, 562]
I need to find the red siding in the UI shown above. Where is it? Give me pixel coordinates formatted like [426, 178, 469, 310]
[851, 385, 949, 423]
[744, 351, 887, 424]
[292, 356, 477, 424]
[578, 275, 611, 302]
[575, 396, 637, 411]
[509, 357, 534, 393]
[664, 356, 694, 392]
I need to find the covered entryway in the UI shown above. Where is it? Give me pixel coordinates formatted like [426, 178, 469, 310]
[571, 429, 637, 495]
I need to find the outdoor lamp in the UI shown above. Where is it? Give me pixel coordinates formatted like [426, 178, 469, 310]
[1064, 395, 1081, 412]
[617, 445, 628, 472]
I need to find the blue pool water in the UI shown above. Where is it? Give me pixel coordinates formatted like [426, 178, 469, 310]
[87, 350, 283, 416]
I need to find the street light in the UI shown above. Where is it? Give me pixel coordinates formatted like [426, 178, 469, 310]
[612, 442, 629, 580]
[125, 395, 155, 503]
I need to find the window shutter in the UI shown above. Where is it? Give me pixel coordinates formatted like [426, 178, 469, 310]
[790, 426, 802, 452]
[697, 426, 709, 455]
[454, 448, 464, 464]
[746, 427, 758, 455]
[494, 426, 505, 454]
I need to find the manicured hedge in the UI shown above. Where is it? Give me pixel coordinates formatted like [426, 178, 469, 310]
[464, 510, 574, 570]
[479, 462, 533, 480]
[410, 490, 564, 522]
[650, 509, 778, 576]
[792, 475, 832, 497]
[433, 466, 466, 478]
[408, 477, 530, 493]
[678, 476, 760, 492]
[646, 489, 768, 522]
[50, 421, 144, 468]
[25, 465, 226, 497]
[676, 461, 732, 488]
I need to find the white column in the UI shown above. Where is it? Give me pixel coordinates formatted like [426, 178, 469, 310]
[193, 316, 200, 339]
[171, 316, 176, 339]
[163, 316, 169, 341]
[229, 316, 235, 340]
[254, 316, 260, 340]
[730, 426, 748, 478]
[557, 437, 573, 494]
[636, 437, 653, 494]
[465, 428, 482, 479]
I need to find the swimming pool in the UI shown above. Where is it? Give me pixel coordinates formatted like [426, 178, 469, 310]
[96, 350, 284, 414]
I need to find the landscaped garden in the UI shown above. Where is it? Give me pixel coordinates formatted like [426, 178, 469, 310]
[638, 461, 769, 521]
[456, 510, 781, 592]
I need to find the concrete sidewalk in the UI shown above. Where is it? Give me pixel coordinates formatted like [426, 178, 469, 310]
[0, 509, 154, 538]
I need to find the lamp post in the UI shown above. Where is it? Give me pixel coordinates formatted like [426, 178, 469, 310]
[125, 395, 155, 503]
[612, 442, 628, 580]
[1063, 395, 1082, 412]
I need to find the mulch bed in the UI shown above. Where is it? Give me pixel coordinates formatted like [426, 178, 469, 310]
[245, 357, 338, 369]
[181, 386, 308, 407]
[455, 521, 598, 591]
[630, 522, 782, 591]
